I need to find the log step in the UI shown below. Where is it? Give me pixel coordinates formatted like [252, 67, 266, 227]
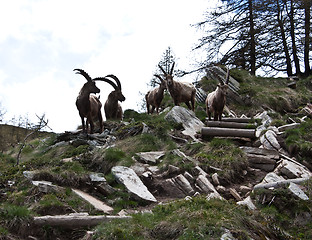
[206, 121, 256, 129]
[205, 118, 256, 123]
[201, 127, 256, 138]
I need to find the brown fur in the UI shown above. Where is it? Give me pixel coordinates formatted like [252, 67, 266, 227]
[205, 84, 228, 121]
[158, 63, 196, 111]
[145, 75, 167, 114]
[94, 75, 125, 120]
[75, 69, 103, 133]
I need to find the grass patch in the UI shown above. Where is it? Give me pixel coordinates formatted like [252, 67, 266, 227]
[93, 196, 278, 239]
[195, 138, 247, 183]
[285, 119, 312, 164]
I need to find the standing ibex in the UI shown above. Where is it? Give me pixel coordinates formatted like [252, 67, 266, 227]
[145, 74, 167, 114]
[94, 75, 125, 120]
[75, 69, 103, 133]
[158, 62, 196, 111]
[205, 67, 230, 121]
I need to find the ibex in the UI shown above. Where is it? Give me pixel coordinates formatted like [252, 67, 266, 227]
[94, 75, 125, 120]
[75, 69, 103, 133]
[205, 67, 230, 121]
[158, 62, 196, 111]
[145, 74, 167, 114]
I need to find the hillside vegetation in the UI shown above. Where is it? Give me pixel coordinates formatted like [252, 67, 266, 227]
[1, 70, 312, 239]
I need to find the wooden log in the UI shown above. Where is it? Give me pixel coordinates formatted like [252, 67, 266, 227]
[33, 214, 131, 228]
[253, 178, 310, 190]
[220, 118, 255, 123]
[201, 127, 256, 138]
[206, 121, 256, 129]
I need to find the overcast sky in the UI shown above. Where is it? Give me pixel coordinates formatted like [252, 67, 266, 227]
[0, 0, 214, 133]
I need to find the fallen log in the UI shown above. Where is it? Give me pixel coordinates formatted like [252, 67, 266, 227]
[218, 118, 255, 123]
[253, 177, 310, 190]
[206, 121, 256, 129]
[201, 127, 256, 138]
[33, 214, 131, 228]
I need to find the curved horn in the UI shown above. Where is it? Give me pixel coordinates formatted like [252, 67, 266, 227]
[170, 62, 175, 75]
[74, 69, 92, 82]
[154, 74, 164, 83]
[105, 74, 122, 90]
[158, 64, 167, 75]
[93, 77, 118, 90]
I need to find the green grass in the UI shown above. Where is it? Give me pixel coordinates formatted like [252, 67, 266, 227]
[195, 138, 247, 182]
[93, 196, 275, 239]
[285, 119, 312, 164]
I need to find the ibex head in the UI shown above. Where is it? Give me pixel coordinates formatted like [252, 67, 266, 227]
[154, 74, 167, 90]
[158, 62, 175, 87]
[217, 67, 230, 95]
[94, 74, 125, 102]
[74, 69, 100, 94]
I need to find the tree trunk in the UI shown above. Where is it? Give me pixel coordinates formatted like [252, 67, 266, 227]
[248, 0, 256, 75]
[276, 0, 293, 76]
[253, 178, 310, 190]
[288, 0, 302, 76]
[303, 0, 311, 76]
[206, 121, 256, 129]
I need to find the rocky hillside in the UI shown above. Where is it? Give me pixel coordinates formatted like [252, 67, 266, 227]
[1, 71, 312, 240]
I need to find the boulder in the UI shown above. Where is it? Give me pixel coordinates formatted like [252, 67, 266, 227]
[255, 111, 272, 136]
[237, 196, 256, 210]
[288, 182, 309, 201]
[162, 174, 195, 197]
[196, 175, 221, 199]
[135, 151, 165, 164]
[174, 174, 195, 196]
[32, 180, 64, 194]
[274, 159, 312, 179]
[111, 166, 157, 202]
[165, 106, 204, 140]
[260, 129, 281, 151]
[260, 172, 285, 185]
[89, 173, 106, 182]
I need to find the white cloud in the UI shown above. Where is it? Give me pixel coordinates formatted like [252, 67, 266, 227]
[0, 0, 213, 132]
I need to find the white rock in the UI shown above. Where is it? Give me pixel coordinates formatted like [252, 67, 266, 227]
[206, 192, 224, 201]
[288, 182, 309, 200]
[89, 173, 106, 182]
[111, 166, 157, 202]
[237, 196, 256, 210]
[260, 172, 285, 185]
[196, 175, 221, 200]
[212, 173, 220, 185]
[174, 174, 195, 196]
[275, 159, 312, 179]
[165, 106, 204, 140]
[135, 151, 165, 164]
[260, 130, 281, 151]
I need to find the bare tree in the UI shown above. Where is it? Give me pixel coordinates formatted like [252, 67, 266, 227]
[0, 102, 6, 123]
[16, 114, 50, 165]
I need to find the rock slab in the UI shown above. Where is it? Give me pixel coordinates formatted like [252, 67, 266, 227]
[112, 166, 157, 202]
[165, 106, 204, 140]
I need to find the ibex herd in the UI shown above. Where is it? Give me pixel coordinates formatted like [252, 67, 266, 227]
[75, 64, 230, 133]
